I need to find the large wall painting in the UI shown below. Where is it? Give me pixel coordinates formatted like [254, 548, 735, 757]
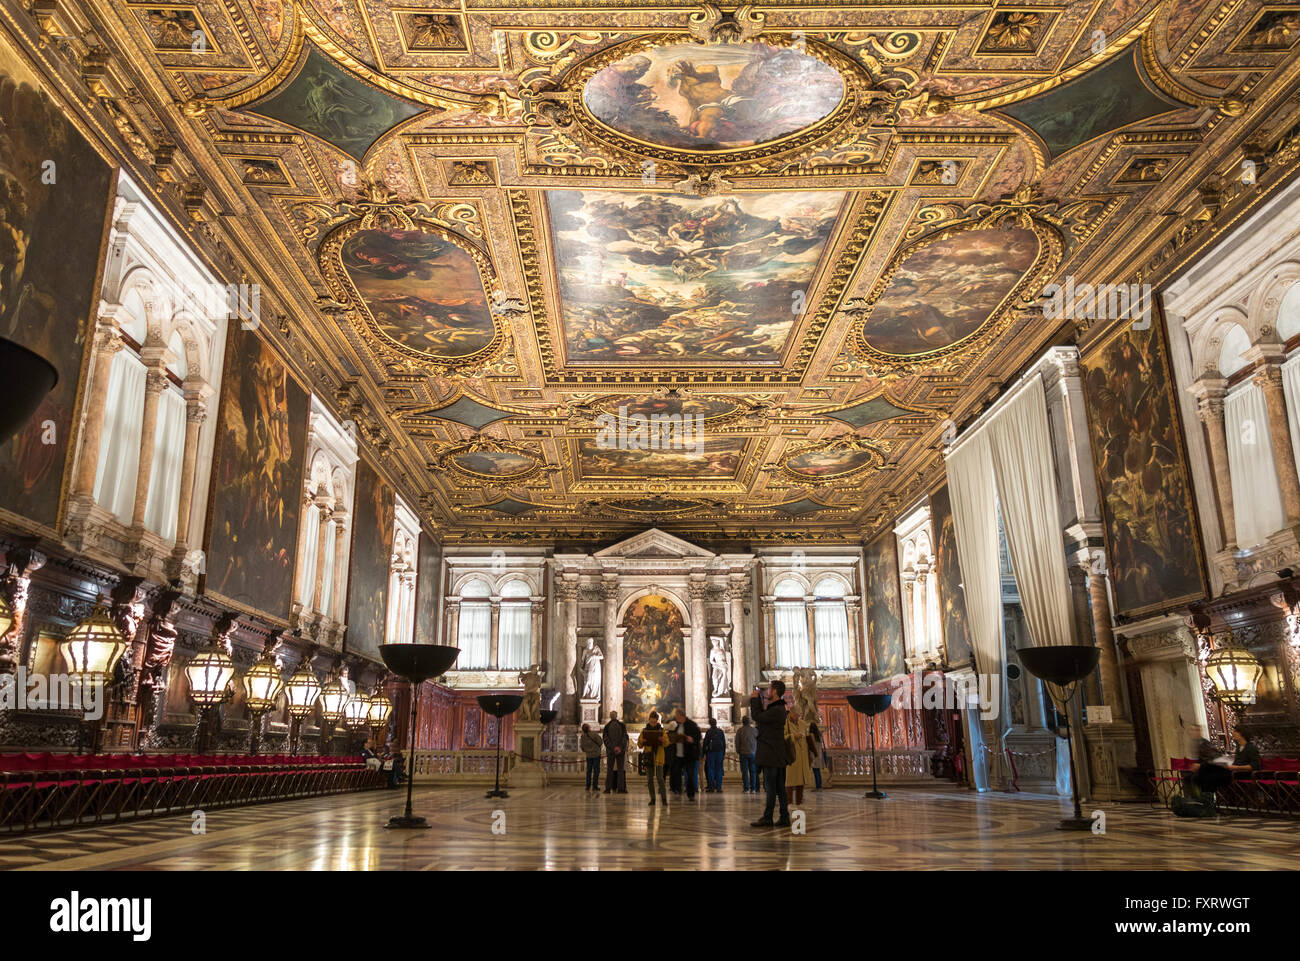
[621, 594, 685, 723]
[337, 226, 497, 360]
[577, 437, 746, 479]
[859, 226, 1040, 357]
[1080, 318, 1207, 618]
[547, 189, 845, 364]
[930, 484, 973, 667]
[582, 41, 844, 151]
[413, 530, 441, 645]
[864, 529, 905, 682]
[205, 326, 309, 621]
[0, 48, 114, 530]
[346, 458, 394, 656]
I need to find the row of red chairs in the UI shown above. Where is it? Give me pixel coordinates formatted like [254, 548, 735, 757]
[1152, 757, 1300, 817]
[0, 752, 362, 772]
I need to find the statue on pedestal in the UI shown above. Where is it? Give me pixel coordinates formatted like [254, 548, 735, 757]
[518, 664, 543, 722]
[708, 635, 731, 701]
[580, 637, 604, 699]
[793, 666, 820, 724]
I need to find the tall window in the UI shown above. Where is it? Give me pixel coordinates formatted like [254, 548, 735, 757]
[458, 579, 492, 668]
[93, 294, 147, 523]
[143, 332, 187, 539]
[293, 401, 357, 630]
[773, 577, 810, 668]
[385, 497, 420, 645]
[498, 579, 532, 669]
[812, 576, 850, 669]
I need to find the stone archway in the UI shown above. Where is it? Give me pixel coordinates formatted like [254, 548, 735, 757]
[619, 594, 686, 723]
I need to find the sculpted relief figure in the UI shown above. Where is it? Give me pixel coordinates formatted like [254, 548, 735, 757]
[708, 635, 731, 700]
[793, 666, 820, 723]
[580, 637, 604, 699]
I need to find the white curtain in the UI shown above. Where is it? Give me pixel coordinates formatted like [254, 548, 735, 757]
[1225, 382, 1285, 548]
[318, 520, 336, 617]
[945, 434, 1004, 691]
[93, 350, 146, 524]
[458, 601, 492, 668]
[498, 601, 531, 670]
[774, 601, 810, 667]
[813, 601, 850, 669]
[298, 506, 320, 607]
[1282, 353, 1300, 480]
[986, 376, 1075, 649]
[143, 387, 186, 540]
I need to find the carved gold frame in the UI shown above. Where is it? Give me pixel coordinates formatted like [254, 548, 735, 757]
[430, 437, 554, 486]
[318, 216, 509, 373]
[771, 436, 890, 487]
[847, 214, 1064, 378]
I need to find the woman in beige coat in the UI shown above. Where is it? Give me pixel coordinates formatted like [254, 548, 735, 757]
[785, 708, 814, 805]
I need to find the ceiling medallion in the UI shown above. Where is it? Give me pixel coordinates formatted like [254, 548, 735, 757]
[429, 436, 558, 486]
[315, 188, 518, 375]
[521, 15, 949, 190]
[843, 186, 1073, 379]
[772, 434, 891, 486]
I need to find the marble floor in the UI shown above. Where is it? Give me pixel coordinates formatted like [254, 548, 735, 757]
[1, 784, 1296, 870]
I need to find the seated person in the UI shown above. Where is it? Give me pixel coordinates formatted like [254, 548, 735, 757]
[1228, 726, 1261, 775]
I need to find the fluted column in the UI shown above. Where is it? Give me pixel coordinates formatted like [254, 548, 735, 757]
[1190, 379, 1236, 549]
[1253, 363, 1300, 524]
[73, 322, 126, 499]
[727, 574, 747, 696]
[601, 577, 620, 718]
[130, 364, 169, 530]
[172, 394, 206, 550]
[688, 576, 708, 717]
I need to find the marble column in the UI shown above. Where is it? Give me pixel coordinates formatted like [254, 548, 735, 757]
[310, 500, 333, 615]
[558, 579, 580, 706]
[688, 577, 708, 717]
[602, 577, 620, 718]
[1191, 380, 1237, 549]
[900, 568, 917, 662]
[444, 598, 461, 655]
[727, 574, 747, 696]
[73, 322, 125, 500]
[845, 598, 863, 668]
[1253, 363, 1300, 524]
[172, 394, 206, 552]
[530, 598, 545, 669]
[130, 365, 169, 530]
[328, 515, 348, 625]
[1067, 563, 1102, 704]
[489, 599, 501, 669]
[1088, 566, 1126, 719]
[760, 598, 775, 674]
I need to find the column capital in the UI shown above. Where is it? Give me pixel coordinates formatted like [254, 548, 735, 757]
[1252, 363, 1285, 392]
[600, 577, 620, 601]
[184, 398, 208, 424]
[144, 368, 170, 395]
[93, 321, 126, 355]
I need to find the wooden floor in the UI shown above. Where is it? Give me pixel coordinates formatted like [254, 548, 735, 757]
[2, 784, 1297, 870]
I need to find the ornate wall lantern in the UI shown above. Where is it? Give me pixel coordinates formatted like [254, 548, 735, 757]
[1204, 630, 1264, 710]
[242, 642, 285, 755]
[184, 632, 237, 754]
[283, 657, 321, 755]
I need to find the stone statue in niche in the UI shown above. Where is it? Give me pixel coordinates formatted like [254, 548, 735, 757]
[708, 635, 731, 700]
[518, 664, 543, 722]
[580, 637, 604, 699]
[793, 666, 820, 723]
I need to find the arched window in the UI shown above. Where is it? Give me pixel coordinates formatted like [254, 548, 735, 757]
[498, 579, 532, 670]
[773, 577, 810, 668]
[142, 332, 187, 539]
[93, 291, 148, 523]
[458, 578, 492, 668]
[1222, 322, 1285, 546]
[812, 576, 850, 669]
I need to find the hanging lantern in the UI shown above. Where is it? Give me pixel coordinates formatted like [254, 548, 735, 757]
[243, 649, 285, 714]
[284, 659, 321, 719]
[1205, 630, 1264, 709]
[59, 597, 127, 682]
[184, 635, 237, 707]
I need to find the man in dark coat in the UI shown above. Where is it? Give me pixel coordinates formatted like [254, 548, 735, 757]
[750, 680, 790, 827]
[602, 711, 629, 793]
[671, 708, 703, 800]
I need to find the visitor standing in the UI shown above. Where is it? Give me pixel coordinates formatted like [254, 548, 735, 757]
[749, 681, 790, 828]
[639, 712, 669, 806]
[703, 717, 726, 792]
[672, 708, 702, 800]
[580, 723, 603, 792]
[602, 711, 629, 793]
[736, 715, 758, 794]
[784, 707, 812, 807]
[809, 721, 825, 790]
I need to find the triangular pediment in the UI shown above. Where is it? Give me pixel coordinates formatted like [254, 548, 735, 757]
[593, 528, 715, 561]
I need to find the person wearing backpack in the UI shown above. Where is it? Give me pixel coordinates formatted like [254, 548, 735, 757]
[749, 680, 790, 828]
[702, 717, 726, 792]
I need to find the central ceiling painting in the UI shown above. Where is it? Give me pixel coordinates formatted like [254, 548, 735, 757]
[547, 189, 846, 364]
[577, 437, 748, 479]
[582, 41, 845, 150]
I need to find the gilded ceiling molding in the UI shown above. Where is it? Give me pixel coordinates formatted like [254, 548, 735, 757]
[427, 435, 559, 487]
[769, 434, 892, 488]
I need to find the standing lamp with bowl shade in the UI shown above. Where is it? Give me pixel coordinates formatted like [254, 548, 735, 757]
[1016, 644, 1101, 831]
[59, 597, 128, 753]
[0, 337, 58, 443]
[379, 643, 460, 829]
[242, 642, 285, 755]
[283, 658, 321, 755]
[478, 694, 524, 799]
[184, 633, 237, 755]
[847, 693, 892, 800]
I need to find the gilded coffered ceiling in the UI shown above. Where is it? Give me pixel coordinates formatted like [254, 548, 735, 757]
[32, 0, 1300, 543]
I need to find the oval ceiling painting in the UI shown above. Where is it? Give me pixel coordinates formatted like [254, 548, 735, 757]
[582, 41, 844, 151]
[785, 447, 875, 479]
[861, 227, 1040, 357]
[617, 394, 740, 422]
[340, 228, 495, 359]
[451, 450, 535, 478]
